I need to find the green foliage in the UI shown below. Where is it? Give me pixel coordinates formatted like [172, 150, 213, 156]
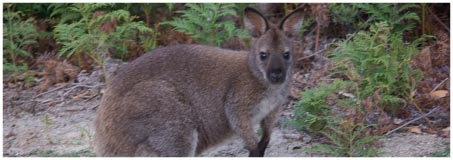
[431, 144, 450, 157]
[311, 124, 379, 157]
[14, 3, 53, 19]
[53, 3, 154, 83]
[49, 3, 112, 24]
[162, 3, 249, 46]
[3, 62, 28, 73]
[354, 3, 420, 33]
[328, 4, 362, 30]
[40, 115, 54, 144]
[299, 17, 314, 36]
[330, 22, 424, 109]
[292, 21, 426, 158]
[23, 71, 35, 89]
[291, 80, 353, 136]
[3, 4, 38, 77]
[291, 79, 379, 157]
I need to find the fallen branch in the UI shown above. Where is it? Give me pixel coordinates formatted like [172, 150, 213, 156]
[33, 86, 67, 99]
[429, 8, 450, 33]
[63, 83, 104, 97]
[411, 101, 436, 130]
[297, 48, 327, 61]
[84, 94, 100, 102]
[384, 107, 439, 136]
[430, 77, 449, 93]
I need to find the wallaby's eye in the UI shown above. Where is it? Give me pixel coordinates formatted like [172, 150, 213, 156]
[283, 52, 290, 60]
[259, 52, 268, 61]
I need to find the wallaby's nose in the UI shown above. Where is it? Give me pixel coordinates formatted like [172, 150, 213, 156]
[268, 69, 285, 84]
[270, 70, 283, 79]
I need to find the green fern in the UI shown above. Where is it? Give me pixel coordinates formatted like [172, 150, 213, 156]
[291, 80, 353, 136]
[328, 4, 361, 29]
[310, 124, 379, 157]
[161, 3, 249, 47]
[53, 3, 154, 84]
[3, 4, 38, 78]
[330, 22, 424, 112]
[291, 79, 380, 157]
[354, 3, 420, 33]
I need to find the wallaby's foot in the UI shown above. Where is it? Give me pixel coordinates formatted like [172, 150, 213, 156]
[258, 137, 270, 156]
[249, 148, 264, 157]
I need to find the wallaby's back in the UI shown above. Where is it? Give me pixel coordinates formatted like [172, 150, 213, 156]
[108, 44, 250, 96]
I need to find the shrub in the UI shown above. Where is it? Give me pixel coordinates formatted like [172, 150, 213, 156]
[3, 4, 38, 77]
[291, 22, 426, 156]
[162, 3, 249, 47]
[353, 4, 420, 33]
[53, 3, 154, 84]
[291, 79, 379, 157]
[330, 22, 424, 111]
[291, 80, 351, 136]
[311, 123, 379, 157]
[328, 3, 361, 29]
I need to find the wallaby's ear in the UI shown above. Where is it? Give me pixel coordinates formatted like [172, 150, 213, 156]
[279, 7, 305, 38]
[244, 7, 269, 38]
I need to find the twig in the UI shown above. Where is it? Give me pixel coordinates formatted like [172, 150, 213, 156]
[384, 107, 439, 136]
[63, 83, 104, 97]
[332, 19, 371, 52]
[411, 101, 436, 130]
[33, 86, 67, 99]
[428, 8, 450, 33]
[63, 86, 79, 97]
[84, 94, 100, 102]
[333, 33, 356, 53]
[297, 48, 327, 61]
[91, 103, 100, 110]
[67, 83, 105, 89]
[430, 77, 449, 93]
[315, 24, 321, 52]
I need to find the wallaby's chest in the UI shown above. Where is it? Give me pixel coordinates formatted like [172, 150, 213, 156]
[251, 86, 287, 125]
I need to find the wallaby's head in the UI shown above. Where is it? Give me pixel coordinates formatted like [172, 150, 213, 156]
[244, 7, 304, 85]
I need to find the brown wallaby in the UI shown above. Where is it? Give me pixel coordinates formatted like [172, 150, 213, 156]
[94, 7, 305, 157]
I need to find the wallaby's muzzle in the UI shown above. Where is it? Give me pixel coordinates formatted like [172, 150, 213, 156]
[266, 54, 287, 84]
[267, 69, 286, 84]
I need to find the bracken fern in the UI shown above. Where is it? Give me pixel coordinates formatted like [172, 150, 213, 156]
[354, 3, 420, 33]
[330, 22, 424, 110]
[162, 3, 249, 47]
[53, 3, 154, 84]
[3, 4, 38, 78]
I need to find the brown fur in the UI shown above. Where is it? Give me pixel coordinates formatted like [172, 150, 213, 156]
[94, 7, 305, 157]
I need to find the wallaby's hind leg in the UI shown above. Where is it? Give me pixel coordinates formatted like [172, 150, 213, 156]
[128, 81, 198, 156]
[135, 127, 199, 157]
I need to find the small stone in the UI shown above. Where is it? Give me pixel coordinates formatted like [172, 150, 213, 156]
[393, 118, 404, 125]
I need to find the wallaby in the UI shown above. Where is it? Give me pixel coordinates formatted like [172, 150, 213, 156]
[94, 7, 305, 157]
